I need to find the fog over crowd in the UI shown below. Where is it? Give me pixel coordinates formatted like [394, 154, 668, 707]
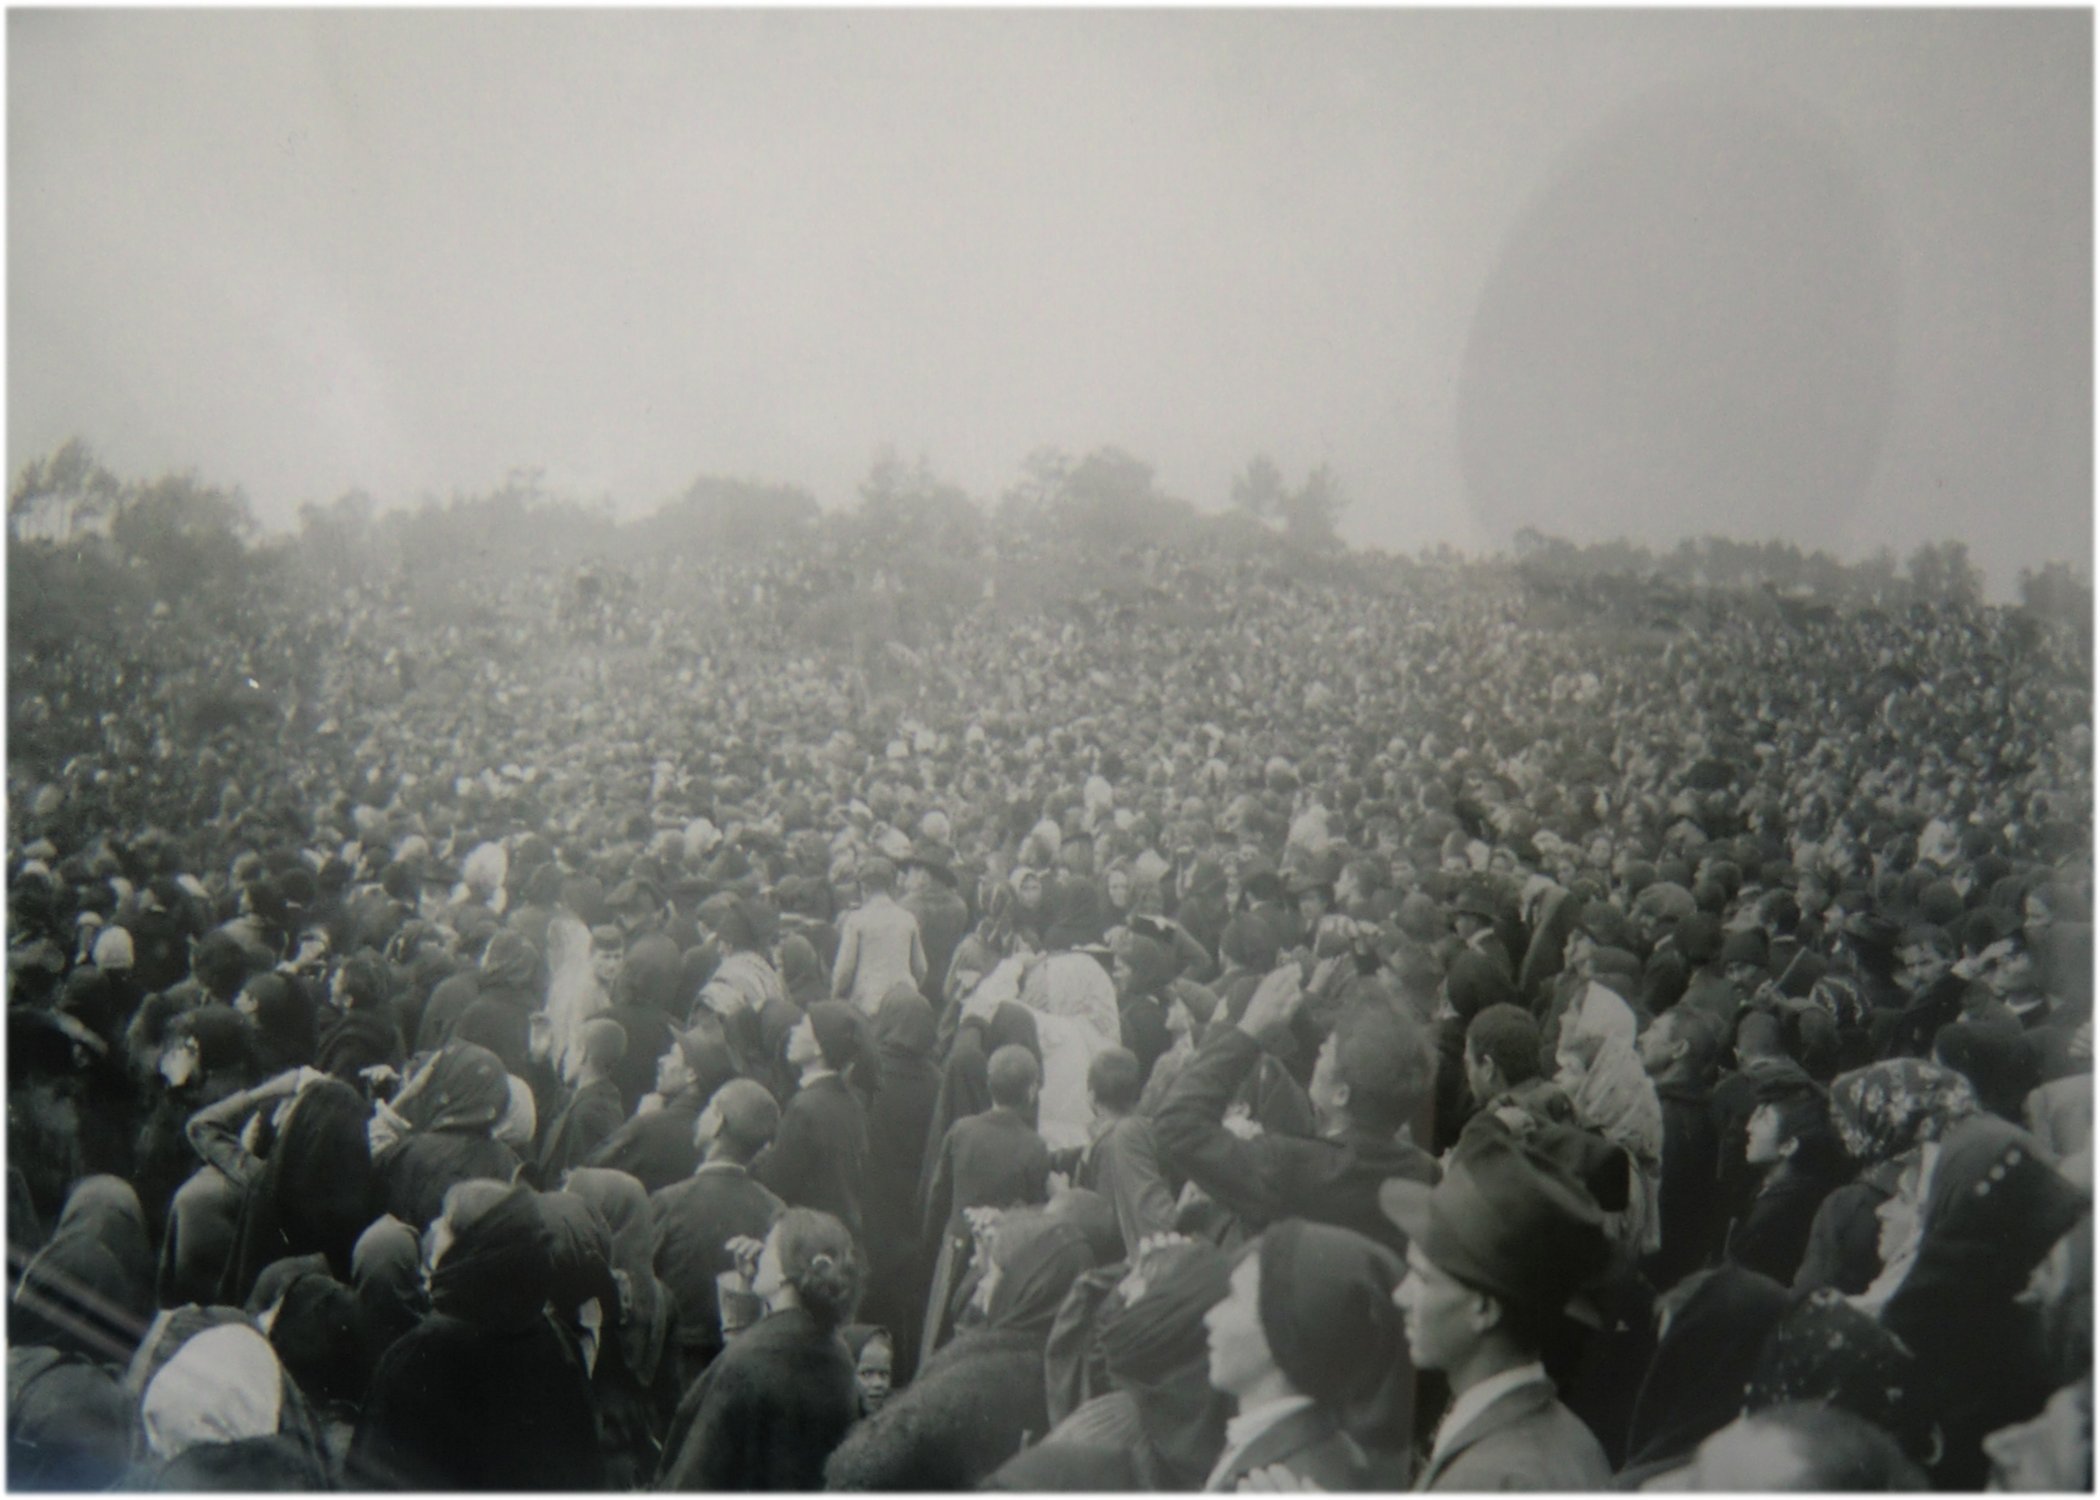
[5, 439, 2092, 1492]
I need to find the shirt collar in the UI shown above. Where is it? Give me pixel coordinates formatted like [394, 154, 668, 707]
[800, 1067, 840, 1089]
[1207, 1394, 1317, 1488]
[1431, 1362, 1548, 1462]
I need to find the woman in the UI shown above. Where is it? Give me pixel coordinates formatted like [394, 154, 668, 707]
[656, 1208, 865, 1491]
[863, 984, 942, 1379]
[987, 1235, 1234, 1491]
[368, 1041, 521, 1229]
[132, 1004, 259, 1244]
[350, 1214, 428, 1361]
[238, 972, 320, 1075]
[1744, 1287, 1936, 1471]
[826, 1211, 1095, 1490]
[349, 1180, 603, 1491]
[844, 1325, 896, 1417]
[563, 1168, 682, 1487]
[126, 1323, 333, 1489]
[9, 1176, 156, 1367]
[1617, 1265, 1794, 1486]
[1554, 983, 1663, 1254]
[316, 951, 406, 1084]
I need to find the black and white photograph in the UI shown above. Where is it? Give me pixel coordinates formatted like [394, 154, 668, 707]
[4, 7, 2093, 1492]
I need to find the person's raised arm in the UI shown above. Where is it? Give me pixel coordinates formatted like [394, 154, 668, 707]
[1152, 966, 1304, 1230]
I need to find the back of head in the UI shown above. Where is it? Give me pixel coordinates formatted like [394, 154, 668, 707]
[1332, 1000, 1433, 1133]
[773, 1208, 863, 1331]
[1086, 1046, 1143, 1113]
[579, 1016, 627, 1070]
[987, 1043, 1041, 1108]
[706, 1077, 781, 1160]
[1691, 1404, 1927, 1492]
[1466, 1003, 1542, 1089]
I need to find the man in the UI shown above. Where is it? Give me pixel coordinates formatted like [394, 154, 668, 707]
[650, 1078, 785, 1379]
[753, 1001, 872, 1242]
[1382, 1133, 1615, 1490]
[831, 858, 926, 1014]
[536, 1016, 629, 1181]
[899, 839, 970, 1004]
[1068, 1046, 1177, 1256]
[1451, 885, 1514, 983]
[1451, 1004, 1568, 1155]
[1200, 1219, 1407, 1491]
[1636, 1005, 1725, 1290]
[1156, 964, 1439, 1257]
[586, 1023, 735, 1192]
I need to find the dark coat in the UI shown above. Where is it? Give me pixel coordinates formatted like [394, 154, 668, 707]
[921, 1107, 1052, 1246]
[1725, 1167, 1837, 1287]
[823, 1325, 1051, 1491]
[536, 1077, 627, 1183]
[1791, 1180, 1886, 1296]
[649, 1164, 785, 1366]
[602, 1004, 674, 1117]
[656, 1305, 859, 1492]
[585, 1088, 702, 1194]
[378, 1131, 521, 1233]
[753, 1073, 869, 1242]
[1645, 1081, 1723, 1292]
[902, 886, 972, 1002]
[1210, 1401, 1388, 1492]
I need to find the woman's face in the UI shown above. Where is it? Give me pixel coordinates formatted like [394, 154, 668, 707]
[855, 1336, 894, 1411]
[1105, 870, 1131, 909]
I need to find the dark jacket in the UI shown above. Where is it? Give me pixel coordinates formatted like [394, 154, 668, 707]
[921, 1107, 1052, 1247]
[823, 1325, 1052, 1490]
[1209, 1401, 1388, 1493]
[753, 1073, 870, 1242]
[585, 1088, 703, 1194]
[378, 1131, 521, 1233]
[1646, 1081, 1722, 1291]
[656, 1305, 859, 1491]
[536, 1077, 627, 1183]
[902, 886, 972, 1003]
[1725, 1166, 1837, 1287]
[1791, 1180, 1887, 1296]
[1155, 1027, 1438, 1256]
[649, 1164, 785, 1366]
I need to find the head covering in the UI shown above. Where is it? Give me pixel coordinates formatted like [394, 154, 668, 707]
[872, 985, 937, 1064]
[616, 933, 684, 1012]
[1829, 1059, 1980, 1182]
[1933, 1022, 2042, 1123]
[1256, 1220, 1409, 1435]
[1624, 1266, 1793, 1470]
[242, 974, 319, 1072]
[1913, 1114, 2089, 1297]
[430, 1184, 557, 1331]
[985, 1217, 1094, 1342]
[399, 1041, 512, 1134]
[806, 1000, 873, 1074]
[9, 1175, 155, 1363]
[6, 1345, 138, 1490]
[351, 1215, 427, 1356]
[141, 1324, 285, 1459]
[561, 1168, 669, 1381]
[91, 924, 135, 971]
[1096, 1240, 1234, 1486]
[1745, 1287, 1935, 1463]
[269, 1273, 375, 1408]
[537, 1191, 620, 1317]
[479, 930, 543, 997]
[777, 935, 828, 1007]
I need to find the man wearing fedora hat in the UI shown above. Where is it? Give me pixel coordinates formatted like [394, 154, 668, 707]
[899, 837, 969, 1003]
[1382, 1134, 1614, 1490]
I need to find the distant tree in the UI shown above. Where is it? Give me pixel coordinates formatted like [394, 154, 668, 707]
[1280, 463, 1347, 550]
[2018, 560, 2093, 636]
[652, 474, 820, 556]
[1230, 455, 1287, 523]
[9, 438, 122, 543]
[1906, 540, 1982, 606]
[856, 447, 983, 549]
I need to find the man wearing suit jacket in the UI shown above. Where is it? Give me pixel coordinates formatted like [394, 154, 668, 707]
[753, 1002, 872, 1243]
[1382, 1133, 1615, 1491]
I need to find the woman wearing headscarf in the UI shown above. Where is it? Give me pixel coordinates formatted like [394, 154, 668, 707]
[445, 931, 545, 1081]
[132, 1003, 259, 1246]
[657, 1207, 865, 1491]
[368, 1042, 521, 1230]
[349, 1180, 603, 1491]
[1742, 1288, 1936, 1473]
[862, 983, 942, 1380]
[236, 971, 320, 1075]
[1616, 1265, 1793, 1486]
[602, 933, 685, 1115]
[1799, 1058, 1978, 1295]
[825, 1210, 1095, 1490]
[316, 950, 406, 1084]
[1878, 1113, 2090, 1488]
[9, 1175, 156, 1368]
[350, 1214, 428, 1361]
[987, 1235, 1235, 1491]
[777, 933, 830, 1010]
[125, 1323, 333, 1490]
[261, 1267, 380, 1471]
[563, 1168, 682, 1488]
[1932, 1018, 2043, 1124]
[6, 1339, 138, 1490]
[1554, 983, 1664, 1254]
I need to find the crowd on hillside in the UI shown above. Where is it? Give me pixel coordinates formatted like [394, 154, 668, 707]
[5, 531, 2092, 1491]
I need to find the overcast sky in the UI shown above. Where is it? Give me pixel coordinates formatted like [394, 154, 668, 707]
[9, 9, 2090, 594]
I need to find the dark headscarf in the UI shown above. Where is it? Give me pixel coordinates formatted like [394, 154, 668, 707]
[9, 1175, 155, 1364]
[219, 1078, 381, 1302]
[399, 1041, 511, 1134]
[429, 1184, 557, 1332]
[242, 974, 318, 1073]
[1624, 1265, 1793, 1470]
[6, 1344, 137, 1490]
[351, 1215, 427, 1357]
[537, 1191, 621, 1317]
[478, 931, 544, 1000]
[1905, 1113, 2088, 1303]
[616, 933, 683, 1013]
[986, 1219, 1095, 1342]
[1932, 1021, 2042, 1123]
[562, 1167, 671, 1383]
[1096, 1240, 1234, 1487]
[1255, 1219, 1408, 1443]
[778, 935, 829, 1009]
[873, 985, 938, 1065]
[1745, 1287, 1934, 1463]
[270, 1272, 377, 1407]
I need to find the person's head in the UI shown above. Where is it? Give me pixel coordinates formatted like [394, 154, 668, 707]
[1463, 1004, 1541, 1106]
[1014, 867, 1045, 910]
[1684, 1404, 1928, 1491]
[1734, 1008, 1786, 1066]
[577, 1017, 626, 1078]
[332, 951, 392, 1013]
[655, 1036, 695, 1097]
[1637, 1006, 1721, 1084]
[1896, 925, 1955, 993]
[752, 1208, 863, 1331]
[1746, 1086, 1836, 1173]
[425, 1177, 514, 1281]
[1204, 1220, 1404, 1416]
[857, 857, 896, 899]
[987, 1043, 1041, 1111]
[847, 1327, 895, 1413]
[1086, 1046, 1144, 1118]
[693, 1077, 781, 1164]
[1309, 1001, 1434, 1137]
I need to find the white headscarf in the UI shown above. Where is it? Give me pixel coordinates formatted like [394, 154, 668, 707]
[142, 1324, 284, 1459]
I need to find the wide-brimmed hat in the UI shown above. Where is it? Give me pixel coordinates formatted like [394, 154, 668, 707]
[898, 837, 958, 886]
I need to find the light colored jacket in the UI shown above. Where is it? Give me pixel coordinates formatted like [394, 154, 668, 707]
[832, 896, 927, 1012]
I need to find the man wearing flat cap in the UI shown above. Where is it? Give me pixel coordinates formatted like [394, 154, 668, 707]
[1383, 1134, 1614, 1490]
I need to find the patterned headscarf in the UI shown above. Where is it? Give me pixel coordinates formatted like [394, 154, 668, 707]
[1828, 1059, 1979, 1170]
[1746, 1287, 1935, 1464]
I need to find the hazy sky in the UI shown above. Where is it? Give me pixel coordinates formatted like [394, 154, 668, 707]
[10, 9, 2090, 594]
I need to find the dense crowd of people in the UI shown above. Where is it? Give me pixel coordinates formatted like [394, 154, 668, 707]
[5, 516, 2092, 1491]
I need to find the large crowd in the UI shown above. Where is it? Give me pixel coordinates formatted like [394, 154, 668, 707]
[5, 516, 2092, 1491]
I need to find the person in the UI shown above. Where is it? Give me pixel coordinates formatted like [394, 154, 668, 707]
[1382, 1132, 1616, 1490]
[128, 1322, 333, 1489]
[600, 933, 684, 1115]
[562, 1168, 682, 1489]
[860, 984, 942, 1378]
[350, 1213, 428, 1362]
[8, 1175, 156, 1368]
[316, 950, 407, 1083]
[1677, 1402, 1928, 1491]
[349, 1180, 603, 1491]
[826, 1210, 1095, 1490]
[1635, 1004, 1725, 1289]
[832, 857, 927, 1014]
[1724, 1063, 1843, 1285]
[1981, 1375, 2092, 1492]
[365, 1042, 520, 1230]
[1199, 1218, 1409, 1490]
[900, 839, 971, 1004]
[1070, 1045, 1178, 1257]
[656, 1208, 865, 1491]
[1156, 966, 1439, 1258]
[1617, 1265, 1793, 1485]
[754, 1001, 875, 1243]
[844, 1324, 895, 1417]
[536, 1016, 628, 1180]
[586, 1022, 737, 1192]
[649, 1078, 786, 1380]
